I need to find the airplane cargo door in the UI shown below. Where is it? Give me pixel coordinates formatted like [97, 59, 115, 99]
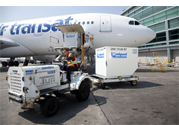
[100, 15, 112, 32]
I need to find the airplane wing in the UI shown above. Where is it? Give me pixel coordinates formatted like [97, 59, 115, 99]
[0, 37, 20, 50]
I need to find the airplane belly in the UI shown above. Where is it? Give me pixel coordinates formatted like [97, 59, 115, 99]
[13, 32, 62, 55]
[0, 45, 36, 57]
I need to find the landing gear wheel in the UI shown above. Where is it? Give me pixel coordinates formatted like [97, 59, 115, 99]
[2, 62, 7, 67]
[14, 61, 19, 66]
[130, 80, 137, 86]
[101, 82, 106, 89]
[76, 81, 90, 102]
[8, 61, 14, 67]
[40, 96, 59, 117]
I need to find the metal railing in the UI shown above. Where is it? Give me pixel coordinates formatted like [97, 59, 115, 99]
[150, 52, 167, 72]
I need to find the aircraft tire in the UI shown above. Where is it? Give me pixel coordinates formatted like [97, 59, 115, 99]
[8, 61, 14, 67]
[14, 61, 19, 66]
[2, 62, 8, 67]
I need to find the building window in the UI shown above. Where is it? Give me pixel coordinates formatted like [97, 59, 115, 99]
[169, 29, 179, 40]
[152, 6, 166, 14]
[148, 22, 165, 32]
[143, 16, 154, 26]
[135, 8, 142, 14]
[138, 45, 146, 48]
[149, 32, 166, 43]
[156, 43, 166, 46]
[133, 12, 143, 20]
[128, 6, 149, 17]
[168, 17, 179, 29]
[169, 41, 179, 45]
[146, 44, 156, 47]
[166, 6, 179, 19]
[142, 6, 149, 10]
[132, 6, 178, 26]
[142, 7, 153, 19]
[128, 12, 134, 17]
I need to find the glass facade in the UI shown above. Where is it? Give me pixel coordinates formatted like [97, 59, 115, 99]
[149, 32, 166, 43]
[169, 29, 179, 40]
[168, 17, 179, 29]
[128, 6, 149, 18]
[148, 22, 165, 32]
[140, 6, 179, 26]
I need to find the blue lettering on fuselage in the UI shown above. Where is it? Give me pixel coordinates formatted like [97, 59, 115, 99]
[0, 16, 73, 36]
[0, 24, 8, 36]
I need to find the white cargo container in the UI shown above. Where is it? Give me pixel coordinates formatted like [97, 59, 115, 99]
[95, 46, 138, 77]
[92, 46, 139, 88]
[64, 32, 81, 48]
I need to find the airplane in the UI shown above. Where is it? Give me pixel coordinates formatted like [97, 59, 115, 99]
[0, 13, 156, 67]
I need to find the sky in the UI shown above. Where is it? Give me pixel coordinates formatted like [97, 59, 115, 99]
[0, 6, 129, 23]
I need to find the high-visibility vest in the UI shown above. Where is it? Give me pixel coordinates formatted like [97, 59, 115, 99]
[67, 53, 79, 67]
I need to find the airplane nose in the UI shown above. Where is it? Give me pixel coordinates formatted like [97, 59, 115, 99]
[148, 28, 156, 41]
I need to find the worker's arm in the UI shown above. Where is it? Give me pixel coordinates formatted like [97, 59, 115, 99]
[67, 53, 75, 61]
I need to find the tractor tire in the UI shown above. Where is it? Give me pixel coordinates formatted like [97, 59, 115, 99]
[40, 96, 59, 117]
[76, 81, 90, 102]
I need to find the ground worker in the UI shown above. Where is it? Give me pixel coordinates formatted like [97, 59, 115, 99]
[62, 48, 79, 83]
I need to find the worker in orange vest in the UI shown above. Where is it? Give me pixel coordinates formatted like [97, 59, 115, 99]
[62, 48, 79, 83]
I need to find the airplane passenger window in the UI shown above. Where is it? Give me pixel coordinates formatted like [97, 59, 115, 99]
[87, 21, 90, 24]
[129, 21, 134, 25]
[78, 22, 81, 25]
[82, 22, 85, 25]
[135, 21, 140, 25]
[91, 21, 94, 24]
[74, 22, 76, 24]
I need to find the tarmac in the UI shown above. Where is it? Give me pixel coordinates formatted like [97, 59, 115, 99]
[0, 63, 178, 125]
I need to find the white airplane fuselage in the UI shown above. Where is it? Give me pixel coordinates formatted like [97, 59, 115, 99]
[0, 13, 156, 58]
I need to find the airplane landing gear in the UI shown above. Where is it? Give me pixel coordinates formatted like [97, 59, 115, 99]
[9, 58, 19, 67]
[23, 57, 30, 66]
[1, 58, 19, 67]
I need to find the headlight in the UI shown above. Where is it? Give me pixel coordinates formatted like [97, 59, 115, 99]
[23, 87, 29, 93]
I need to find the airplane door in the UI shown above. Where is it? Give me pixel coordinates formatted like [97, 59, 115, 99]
[100, 15, 112, 32]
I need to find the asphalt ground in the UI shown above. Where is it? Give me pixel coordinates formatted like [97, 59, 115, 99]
[0, 63, 178, 125]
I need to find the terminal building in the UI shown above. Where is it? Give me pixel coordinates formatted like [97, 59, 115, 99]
[121, 6, 179, 63]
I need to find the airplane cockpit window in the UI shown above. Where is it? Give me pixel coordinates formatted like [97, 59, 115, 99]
[129, 20, 134, 25]
[129, 20, 140, 25]
[135, 21, 140, 25]
[91, 21, 94, 24]
[87, 21, 90, 24]
[82, 21, 85, 25]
